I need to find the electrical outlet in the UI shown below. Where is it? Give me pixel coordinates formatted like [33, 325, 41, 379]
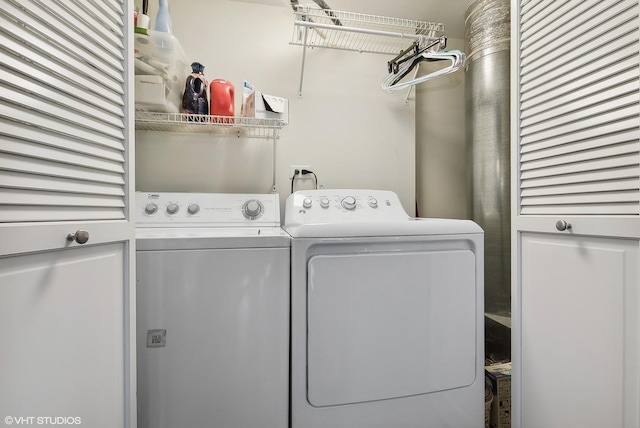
[290, 165, 311, 179]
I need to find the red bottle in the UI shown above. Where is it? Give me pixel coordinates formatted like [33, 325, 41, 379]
[209, 79, 234, 123]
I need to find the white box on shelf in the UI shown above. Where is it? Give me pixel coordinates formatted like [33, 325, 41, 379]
[134, 75, 179, 113]
[135, 75, 165, 105]
[245, 90, 289, 124]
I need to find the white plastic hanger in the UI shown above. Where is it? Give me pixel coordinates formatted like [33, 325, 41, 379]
[382, 49, 466, 93]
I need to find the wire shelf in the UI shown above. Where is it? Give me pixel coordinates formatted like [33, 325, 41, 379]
[290, 4, 445, 55]
[135, 112, 285, 138]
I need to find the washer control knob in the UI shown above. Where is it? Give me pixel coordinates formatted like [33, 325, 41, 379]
[187, 204, 200, 215]
[303, 198, 313, 209]
[243, 199, 263, 219]
[368, 198, 378, 208]
[166, 203, 179, 215]
[341, 196, 357, 211]
[144, 203, 158, 215]
[320, 198, 330, 208]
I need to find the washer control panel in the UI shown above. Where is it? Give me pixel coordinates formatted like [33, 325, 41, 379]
[284, 189, 410, 225]
[136, 192, 280, 227]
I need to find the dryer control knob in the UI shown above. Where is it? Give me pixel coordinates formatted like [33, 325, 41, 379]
[303, 198, 313, 209]
[368, 198, 378, 208]
[243, 200, 263, 219]
[166, 203, 179, 215]
[187, 204, 200, 215]
[144, 203, 158, 215]
[320, 198, 330, 208]
[341, 196, 356, 211]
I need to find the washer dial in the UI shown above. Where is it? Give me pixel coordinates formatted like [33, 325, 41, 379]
[341, 196, 357, 211]
[166, 203, 179, 215]
[187, 204, 200, 215]
[144, 203, 158, 215]
[242, 199, 264, 220]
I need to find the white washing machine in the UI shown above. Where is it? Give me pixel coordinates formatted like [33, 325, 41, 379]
[135, 192, 289, 428]
[284, 189, 484, 428]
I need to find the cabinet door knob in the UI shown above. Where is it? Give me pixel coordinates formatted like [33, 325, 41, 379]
[67, 230, 90, 244]
[555, 220, 571, 231]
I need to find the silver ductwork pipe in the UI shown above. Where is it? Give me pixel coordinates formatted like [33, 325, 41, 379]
[465, 0, 511, 316]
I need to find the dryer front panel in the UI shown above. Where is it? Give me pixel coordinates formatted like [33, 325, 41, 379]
[306, 249, 477, 407]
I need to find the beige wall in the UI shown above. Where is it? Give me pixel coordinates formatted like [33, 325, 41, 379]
[134, 0, 417, 214]
[415, 38, 469, 220]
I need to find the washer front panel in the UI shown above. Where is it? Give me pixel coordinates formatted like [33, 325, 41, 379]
[137, 247, 289, 428]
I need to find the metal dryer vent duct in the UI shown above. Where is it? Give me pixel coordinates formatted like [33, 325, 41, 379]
[465, 0, 511, 317]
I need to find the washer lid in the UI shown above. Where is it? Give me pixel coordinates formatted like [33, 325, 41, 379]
[136, 227, 290, 250]
[283, 189, 483, 238]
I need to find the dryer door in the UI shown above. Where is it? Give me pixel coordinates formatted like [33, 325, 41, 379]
[306, 249, 477, 407]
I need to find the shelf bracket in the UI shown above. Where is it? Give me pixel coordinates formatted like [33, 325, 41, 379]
[271, 132, 277, 193]
[298, 24, 309, 97]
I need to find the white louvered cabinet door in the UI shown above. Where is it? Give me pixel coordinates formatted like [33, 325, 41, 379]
[0, 1, 135, 427]
[512, 1, 640, 427]
[0, 0, 134, 254]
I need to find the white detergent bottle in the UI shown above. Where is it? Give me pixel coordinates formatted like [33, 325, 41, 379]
[154, 0, 173, 34]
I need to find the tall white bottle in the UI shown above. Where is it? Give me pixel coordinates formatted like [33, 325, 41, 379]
[154, 0, 173, 34]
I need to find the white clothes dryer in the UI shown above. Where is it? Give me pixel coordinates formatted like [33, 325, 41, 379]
[135, 192, 289, 428]
[284, 189, 484, 428]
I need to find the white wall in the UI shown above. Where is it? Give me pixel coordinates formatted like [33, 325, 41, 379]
[135, 0, 416, 214]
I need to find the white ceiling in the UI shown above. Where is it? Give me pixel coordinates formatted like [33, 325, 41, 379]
[232, 0, 475, 39]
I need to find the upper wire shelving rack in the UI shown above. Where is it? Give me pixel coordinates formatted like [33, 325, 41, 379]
[135, 112, 284, 139]
[290, 4, 445, 95]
